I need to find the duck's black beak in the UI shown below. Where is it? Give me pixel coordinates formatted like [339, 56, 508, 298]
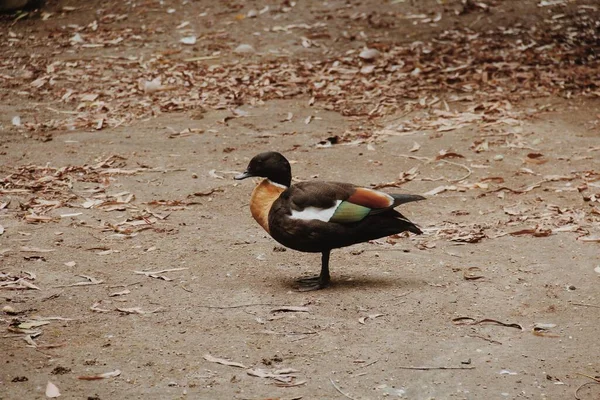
[234, 170, 252, 180]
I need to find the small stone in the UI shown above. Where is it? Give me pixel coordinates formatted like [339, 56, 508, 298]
[360, 65, 375, 74]
[234, 44, 256, 54]
[70, 33, 84, 43]
[359, 48, 380, 61]
[2, 305, 17, 314]
[410, 67, 421, 76]
[144, 78, 162, 93]
[494, 154, 504, 161]
[180, 36, 196, 45]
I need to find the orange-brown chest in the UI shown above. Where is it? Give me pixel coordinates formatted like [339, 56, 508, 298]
[250, 179, 286, 234]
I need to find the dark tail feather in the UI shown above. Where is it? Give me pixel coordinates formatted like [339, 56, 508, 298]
[391, 194, 425, 207]
[393, 211, 423, 235]
[406, 222, 423, 235]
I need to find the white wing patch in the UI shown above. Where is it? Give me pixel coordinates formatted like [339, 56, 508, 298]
[290, 200, 342, 222]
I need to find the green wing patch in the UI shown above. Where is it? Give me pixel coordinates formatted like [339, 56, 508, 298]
[330, 201, 371, 223]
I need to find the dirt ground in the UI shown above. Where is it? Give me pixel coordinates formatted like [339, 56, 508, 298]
[1, 0, 599, 399]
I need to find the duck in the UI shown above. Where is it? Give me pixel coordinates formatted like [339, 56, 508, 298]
[235, 151, 424, 291]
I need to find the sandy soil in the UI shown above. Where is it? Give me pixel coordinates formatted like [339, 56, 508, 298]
[1, 1, 599, 399]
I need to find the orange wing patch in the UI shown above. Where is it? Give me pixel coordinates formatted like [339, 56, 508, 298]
[250, 179, 286, 233]
[347, 188, 393, 209]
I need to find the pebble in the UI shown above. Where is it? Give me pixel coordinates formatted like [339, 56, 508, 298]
[3, 305, 17, 314]
[359, 48, 380, 61]
[494, 154, 504, 161]
[180, 36, 197, 45]
[234, 44, 256, 54]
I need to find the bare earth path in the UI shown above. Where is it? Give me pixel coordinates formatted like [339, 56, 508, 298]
[1, 1, 599, 399]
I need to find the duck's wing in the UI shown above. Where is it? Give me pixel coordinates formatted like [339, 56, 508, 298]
[287, 182, 423, 224]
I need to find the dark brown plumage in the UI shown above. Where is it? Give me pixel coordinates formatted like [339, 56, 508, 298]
[235, 152, 424, 290]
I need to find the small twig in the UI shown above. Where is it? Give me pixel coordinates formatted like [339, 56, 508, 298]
[133, 268, 188, 281]
[396, 365, 475, 370]
[441, 159, 472, 182]
[575, 381, 600, 400]
[184, 55, 221, 62]
[108, 281, 142, 289]
[179, 285, 193, 293]
[350, 360, 378, 374]
[571, 302, 600, 309]
[134, 268, 188, 276]
[397, 154, 433, 163]
[288, 334, 315, 343]
[197, 303, 285, 309]
[46, 107, 79, 115]
[575, 372, 600, 383]
[467, 334, 502, 345]
[330, 378, 359, 400]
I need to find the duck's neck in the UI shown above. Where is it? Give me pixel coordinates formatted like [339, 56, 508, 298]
[268, 173, 292, 188]
[250, 179, 287, 233]
[268, 168, 292, 188]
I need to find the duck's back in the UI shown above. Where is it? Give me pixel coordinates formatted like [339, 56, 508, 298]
[268, 181, 422, 252]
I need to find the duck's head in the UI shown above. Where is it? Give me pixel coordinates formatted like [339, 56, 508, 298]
[235, 151, 292, 187]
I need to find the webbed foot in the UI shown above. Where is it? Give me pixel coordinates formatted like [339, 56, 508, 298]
[295, 275, 330, 291]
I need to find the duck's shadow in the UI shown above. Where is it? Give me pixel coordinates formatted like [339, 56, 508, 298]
[276, 275, 427, 293]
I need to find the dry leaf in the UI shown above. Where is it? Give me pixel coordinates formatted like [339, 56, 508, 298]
[281, 112, 293, 122]
[208, 169, 224, 179]
[116, 307, 161, 314]
[436, 150, 465, 160]
[134, 268, 188, 281]
[19, 320, 51, 329]
[78, 369, 121, 380]
[203, 354, 247, 369]
[509, 227, 552, 237]
[90, 302, 111, 313]
[423, 185, 451, 196]
[463, 267, 484, 280]
[452, 317, 523, 330]
[20, 246, 55, 253]
[532, 323, 559, 338]
[358, 313, 384, 324]
[525, 153, 548, 164]
[109, 289, 130, 297]
[58, 275, 103, 287]
[450, 228, 486, 243]
[247, 367, 299, 383]
[415, 241, 436, 250]
[191, 188, 224, 197]
[480, 177, 505, 184]
[270, 306, 310, 313]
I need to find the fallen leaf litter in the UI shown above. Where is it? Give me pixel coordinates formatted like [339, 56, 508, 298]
[0, 2, 598, 398]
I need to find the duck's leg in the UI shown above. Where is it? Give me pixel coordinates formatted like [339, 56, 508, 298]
[297, 250, 331, 291]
